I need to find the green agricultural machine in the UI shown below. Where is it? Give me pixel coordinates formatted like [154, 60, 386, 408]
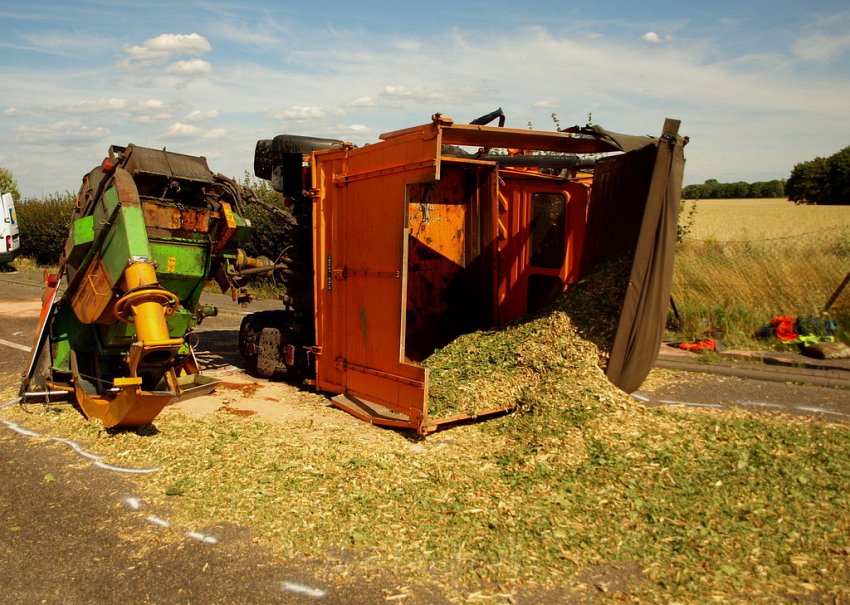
[21, 144, 263, 428]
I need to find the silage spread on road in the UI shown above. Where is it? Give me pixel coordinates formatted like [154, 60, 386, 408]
[4, 251, 848, 602]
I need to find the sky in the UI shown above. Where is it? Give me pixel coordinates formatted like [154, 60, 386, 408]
[1, 1, 849, 197]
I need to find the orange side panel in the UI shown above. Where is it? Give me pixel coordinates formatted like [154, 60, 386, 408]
[496, 178, 590, 325]
[311, 131, 439, 430]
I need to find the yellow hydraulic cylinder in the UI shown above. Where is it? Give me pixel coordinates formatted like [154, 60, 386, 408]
[113, 262, 182, 366]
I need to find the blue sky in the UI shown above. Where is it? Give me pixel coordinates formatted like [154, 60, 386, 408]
[2, 1, 849, 196]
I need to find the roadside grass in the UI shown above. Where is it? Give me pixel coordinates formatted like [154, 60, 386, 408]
[672, 199, 850, 346]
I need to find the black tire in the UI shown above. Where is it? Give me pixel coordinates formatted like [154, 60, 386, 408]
[239, 310, 290, 371]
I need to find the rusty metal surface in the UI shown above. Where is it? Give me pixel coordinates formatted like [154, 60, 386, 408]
[405, 174, 472, 360]
[141, 201, 211, 233]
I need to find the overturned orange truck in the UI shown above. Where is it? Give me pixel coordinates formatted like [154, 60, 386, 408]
[241, 111, 687, 433]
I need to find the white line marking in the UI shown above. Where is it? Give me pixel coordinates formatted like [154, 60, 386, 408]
[631, 393, 650, 402]
[782, 404, 850, 418]
[146, 515, 170, 528]
[185, 531, 219, 544]
[50, 437, 104, 460]
[92, 460, 160, 474]
[280, 581, 327, 598]
[124, 497, 141, 510]
[1, 397, 21, 409]
[2, 420, 41, 437]
[0, 338, 30, 352]
[659, 399, 722, 408]
[650, 398, 850, 420]
[737, 400, 785, 409]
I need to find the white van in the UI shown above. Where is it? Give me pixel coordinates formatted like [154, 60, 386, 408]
[0, 192, 21, 264]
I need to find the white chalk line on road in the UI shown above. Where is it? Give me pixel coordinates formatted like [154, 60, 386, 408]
[1, 419, 41, 437]
[0, 338, 30, 352]
[185, 531, 219, 544]
[50, 437, 104, 461]
[92, 460, 161, 474]
[281, 581, 327, 598]
[1, 397, 21, 409]
[146, 515, 170, 528]
[635, 393, 850, 419]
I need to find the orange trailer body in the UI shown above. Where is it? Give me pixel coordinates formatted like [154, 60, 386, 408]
[246, 114, 686, 433]
[286, 115, 686, 432]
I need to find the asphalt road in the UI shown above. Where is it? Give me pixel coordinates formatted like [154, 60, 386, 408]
[0, 427, 339, 604]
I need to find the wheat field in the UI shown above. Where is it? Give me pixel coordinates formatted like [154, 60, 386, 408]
[672, 198, 850, 344]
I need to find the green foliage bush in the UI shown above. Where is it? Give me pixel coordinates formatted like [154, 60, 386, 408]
[786, 146, 850, 205]
[682, 178, 785, 199]
[17, 192, 76, 265]
[0, 167, 21, 202]
[238, 173, 293, 260]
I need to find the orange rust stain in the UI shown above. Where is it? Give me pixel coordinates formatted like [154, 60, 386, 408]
[222, 406, 257, 417]
[218, 381, 262, 397]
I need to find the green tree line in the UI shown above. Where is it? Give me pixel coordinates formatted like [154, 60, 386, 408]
[785, 145, 850, 205]
[682, 179, 785, 199]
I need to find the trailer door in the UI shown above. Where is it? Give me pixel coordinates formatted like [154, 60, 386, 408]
[312, 133, 440, 431]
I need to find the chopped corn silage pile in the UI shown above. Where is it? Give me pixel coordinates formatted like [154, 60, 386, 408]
[2, 254, 849, 603]
[425, 253, 631, 419]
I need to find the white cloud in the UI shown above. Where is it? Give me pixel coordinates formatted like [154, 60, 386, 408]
[349, 96, 376, 107]
[792, 33, 850, 61]
[208, 22, 282, 48]
[14, 121, 109, 145]
[120, 33, 211, 70]
[166, 122, 202, 136]
[533, 100, 556, 109]
[267, 106, 344, 120]
[165, 59, 213, 76]
[393, 39, 421, 51]
[186, 109, 219, 121]
[55, 98, 173, 122]
[164, 122, 226, 139]
[382, 84, 450, 103]
[641, 32, 661, 43]
[13, 31, 118, 59]
[384, 85, 413, 97]
[63, 98, 128, 113]
[3, 108, 19, 116]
